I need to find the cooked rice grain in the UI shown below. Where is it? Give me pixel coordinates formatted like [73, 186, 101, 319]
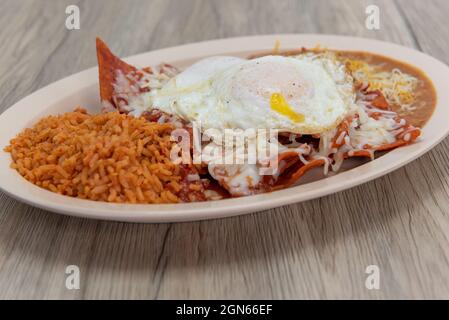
[4, 108, 181, 203]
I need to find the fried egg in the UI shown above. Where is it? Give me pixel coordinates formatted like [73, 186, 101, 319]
[150, 54, 356, 134]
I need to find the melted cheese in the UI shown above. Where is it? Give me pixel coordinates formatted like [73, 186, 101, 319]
[113, 66, 179, 117]
[346, 59, 419, 112]
[350, 103, 398, 148]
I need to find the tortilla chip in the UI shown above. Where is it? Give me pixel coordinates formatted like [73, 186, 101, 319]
[271, 157, 326, 190]
[96, 37, 137, 107]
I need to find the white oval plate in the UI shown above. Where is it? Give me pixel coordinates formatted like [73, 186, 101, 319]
[1, 34, 448, 223]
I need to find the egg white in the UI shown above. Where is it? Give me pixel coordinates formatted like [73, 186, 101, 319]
[150, 54, 356, 134]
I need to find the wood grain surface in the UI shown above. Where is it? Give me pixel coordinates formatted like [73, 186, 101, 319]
[0, 0, 448, 299]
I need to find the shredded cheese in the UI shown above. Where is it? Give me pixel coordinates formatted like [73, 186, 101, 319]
[346, 59, 419, 113]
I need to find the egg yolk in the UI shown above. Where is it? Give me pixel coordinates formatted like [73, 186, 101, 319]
[270, 93, 305, 122]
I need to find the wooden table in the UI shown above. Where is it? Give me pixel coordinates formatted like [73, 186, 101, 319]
[0, 0, 448, 299]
